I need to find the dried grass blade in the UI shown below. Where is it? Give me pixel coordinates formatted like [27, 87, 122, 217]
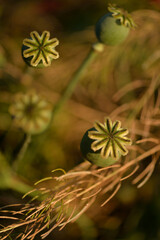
[136, 138, 160, 144]
[59, 204, 77, 230]
[121, 165, 139, 181]
[101, 183, 121, 207]
[59, 197, 95, 227]
[82, 187, 102, 200]
[41, 216, 65, 239]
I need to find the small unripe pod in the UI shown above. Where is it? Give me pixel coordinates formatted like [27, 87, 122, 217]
[95, 4, 136, 46]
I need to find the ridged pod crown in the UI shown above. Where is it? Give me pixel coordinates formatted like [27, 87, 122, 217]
[108, 4, 136, 28]
[22, 31, 59, 68]
[95, 4, 136, 46]
[80, 118, 132, 167]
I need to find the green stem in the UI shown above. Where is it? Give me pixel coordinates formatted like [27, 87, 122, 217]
[52, 43, 104, 118]
[14, 133, 31, 171]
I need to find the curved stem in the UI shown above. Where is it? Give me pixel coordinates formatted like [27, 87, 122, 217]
[52, 44, 104, 118]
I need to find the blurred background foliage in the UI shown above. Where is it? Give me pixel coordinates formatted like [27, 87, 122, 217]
[0, 0, 160, 239]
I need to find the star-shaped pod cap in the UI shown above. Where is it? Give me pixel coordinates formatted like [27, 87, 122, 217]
[108, 4, 137, 29]
[89, 118, 132, 159]
[80, 118, 132, 167]
[22, 31, 59, 68]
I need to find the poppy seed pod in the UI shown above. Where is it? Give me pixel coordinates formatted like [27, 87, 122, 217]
[22, 31, 59, 68]
[9, 91, 53, 135]
[95, 4, 136, 46]
[80, 118, 132, 167]
[80, 128, 118, 167]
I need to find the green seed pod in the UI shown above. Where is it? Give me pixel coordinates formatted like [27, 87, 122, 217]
[80, 118, 132, 167]
[95, 4, 136, 46]
[22, 31, 59, 68]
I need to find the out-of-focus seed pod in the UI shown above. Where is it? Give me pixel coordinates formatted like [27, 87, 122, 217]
[9, 91, 53, 134]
